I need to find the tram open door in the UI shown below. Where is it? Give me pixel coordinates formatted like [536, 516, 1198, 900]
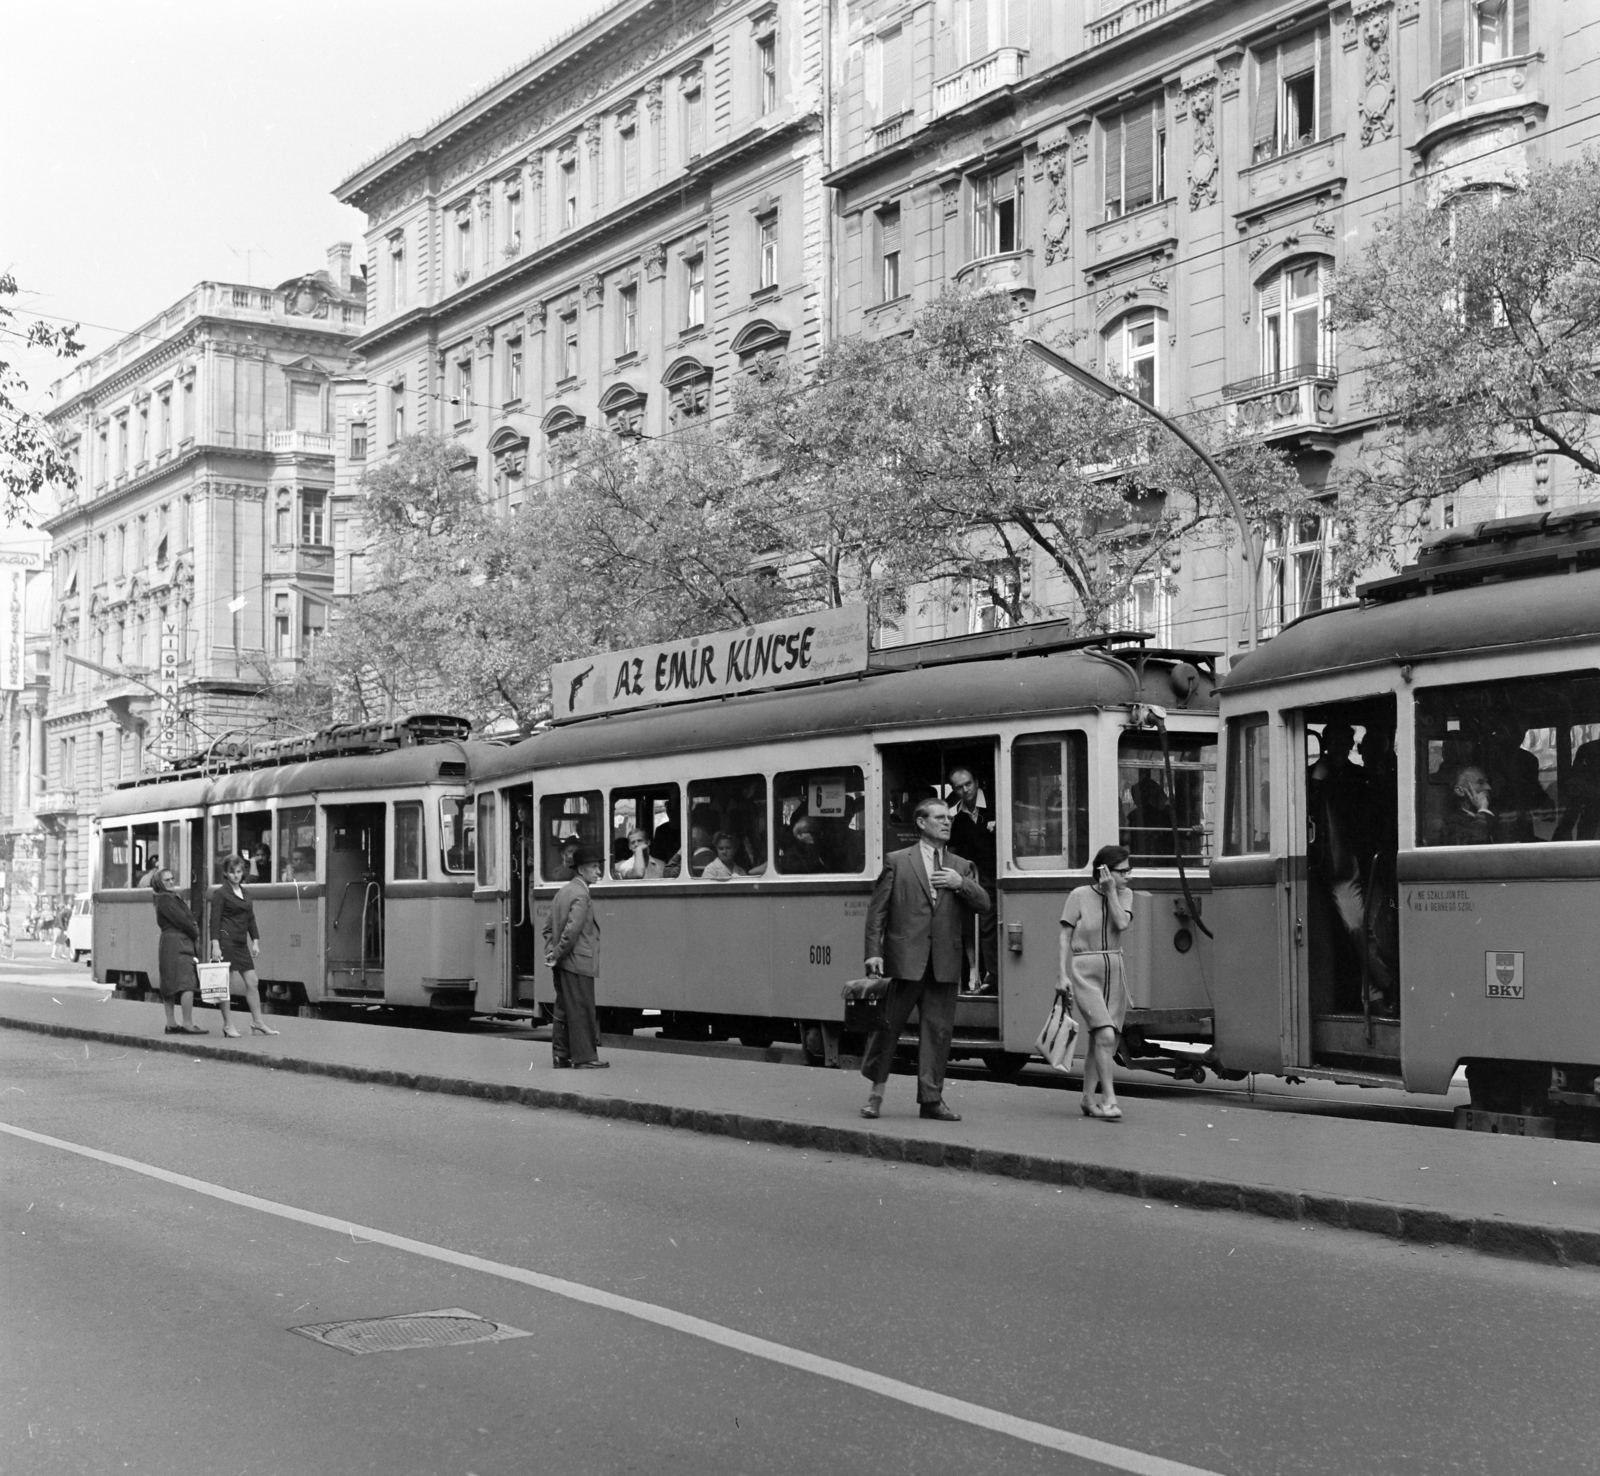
[1296, 698, 1401, 1075]
[505, 785, 541, 1012]
[325, 804, 385, 1000]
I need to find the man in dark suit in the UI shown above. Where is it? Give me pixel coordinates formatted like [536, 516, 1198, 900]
[543, 844, 608, 1069]
[860, 796, 992, 1121]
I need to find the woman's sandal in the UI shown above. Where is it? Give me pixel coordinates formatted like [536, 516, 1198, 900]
[250, 1022, 280, 1036]
[1096, 1103, 1123, 1121]
[1079, 1099, 1093, 1117]
[221, 1025, 241, 1038]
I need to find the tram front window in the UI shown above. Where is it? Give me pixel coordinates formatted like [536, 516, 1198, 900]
[1416, 670, 1600, 846]
[1117, 733, 1215, 866]
[101, 827, 130, 889]
[441, 797, 476, 875]
[539, 791, 603, 882]
[394, 802, 424, 880]
[1223, 715, 1271, 855]
[611, 785, 682, 878]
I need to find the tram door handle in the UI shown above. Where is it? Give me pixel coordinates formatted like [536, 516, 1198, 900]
[1294, 917, 1304, 947]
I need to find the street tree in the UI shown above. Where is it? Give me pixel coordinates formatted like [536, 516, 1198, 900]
[1332, 151, 1600, 574]
[0, 273, 82, 521]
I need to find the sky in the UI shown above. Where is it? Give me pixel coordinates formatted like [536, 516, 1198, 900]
[2, 0, 611, 416]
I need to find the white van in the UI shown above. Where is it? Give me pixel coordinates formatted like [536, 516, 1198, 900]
[66, 893, 92, 963]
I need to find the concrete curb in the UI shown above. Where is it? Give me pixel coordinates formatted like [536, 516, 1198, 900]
[6, 1012, 1596, 1271]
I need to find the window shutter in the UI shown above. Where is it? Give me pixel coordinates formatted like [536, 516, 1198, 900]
[1439, 0, 1464, 74]
[1512, 0, 1529, 55]
[1280, 31, 1315, 81]
[967, 0, 989, 60]
[1103, 114, 1122, 213]
[1252, 48, 1279, 155]
[881, 208, 901, 252]
[1006, 0, 1029, 49]
[1316, 28, 1332, 139]
[1259, 274, 1282, 313]
[881, 27, 908, 114]
[1124, 102, 1156, 212]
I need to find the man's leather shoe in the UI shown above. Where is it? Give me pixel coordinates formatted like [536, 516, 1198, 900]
[552, 1058, 572, 1068]
[573, 1060, 610, 1069]
[919, 1101, 961, 1122]
[860, 1097, 881, 1119]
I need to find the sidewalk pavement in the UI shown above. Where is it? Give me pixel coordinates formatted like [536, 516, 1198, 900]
[1, 982, 1594, 1269]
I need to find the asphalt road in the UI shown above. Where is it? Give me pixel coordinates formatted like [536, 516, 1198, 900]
[2, 1030, 1596, 1476]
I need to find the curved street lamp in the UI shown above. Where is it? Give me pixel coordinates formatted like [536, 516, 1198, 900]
[1023, 338, 1262, 651]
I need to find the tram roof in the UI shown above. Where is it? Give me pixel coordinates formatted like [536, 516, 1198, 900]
[475, 647, 1213, 779]
[98, 740, 495, 820]
[1222, 564, 1600, 694]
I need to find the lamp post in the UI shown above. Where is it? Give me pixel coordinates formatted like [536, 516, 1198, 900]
[1023, 338, 1262, 651]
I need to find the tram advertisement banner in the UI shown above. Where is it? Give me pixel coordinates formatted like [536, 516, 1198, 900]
[551, 605, 870, 719]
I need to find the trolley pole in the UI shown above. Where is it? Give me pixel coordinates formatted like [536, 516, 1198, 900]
[1023, 339, 1262, 651]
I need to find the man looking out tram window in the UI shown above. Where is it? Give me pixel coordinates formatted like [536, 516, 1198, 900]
[947, 768, 998, 994]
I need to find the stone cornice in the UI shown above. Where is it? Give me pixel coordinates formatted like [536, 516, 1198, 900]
[349, 113, 821, 359]
[40, 447, 300, 534]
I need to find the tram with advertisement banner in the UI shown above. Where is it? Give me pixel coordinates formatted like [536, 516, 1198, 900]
[470, 610, 1221, 1073]
[1212, 507, 1600, 1124]
[93, 717, 493, 1018]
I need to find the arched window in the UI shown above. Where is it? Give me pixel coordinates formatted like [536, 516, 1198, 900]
[598, 383, 647, 439]
[1256, 258, 1332, 384]
[487, 428, 529, 508]
[730, 320, 791, 377]
[541, 407, 586, 487]
[662, 357, 713, 426]
[1102, 309, 1166, 406]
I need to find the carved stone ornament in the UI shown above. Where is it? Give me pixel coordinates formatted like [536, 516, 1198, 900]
[1187, 79, 1219, 210]
[645, 242, 669, 281]
[1071, 124, 1091, 163]
[475, 328, 495, 355]
[1039, 138, 1071, 266]
[1217, 50, 1243, 100]
[529, 300, 549, 328]
[645, 79, 664, 118]
[941, 179, 961, 217]
[581, 274, 604, 309]
[1358, 4, 1396, 146]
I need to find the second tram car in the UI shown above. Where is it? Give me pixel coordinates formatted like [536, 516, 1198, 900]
[95, 717, 496, 1017]
[472, 623, 1220, 1070]
[1213, 508, 1600, 1120]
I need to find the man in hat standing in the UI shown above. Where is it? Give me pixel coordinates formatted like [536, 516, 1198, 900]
[543, 845, 608, 1069]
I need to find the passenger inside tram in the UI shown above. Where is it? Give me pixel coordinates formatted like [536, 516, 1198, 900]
[1552, 740, 1600, 840]
[702, 832, 748, 879]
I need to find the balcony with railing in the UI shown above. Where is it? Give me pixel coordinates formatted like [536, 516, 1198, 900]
[869, 112, 912, 153]
[34, 789, 78, 820]
[267, 430, 334, 455]
[1223, 365, 1339, 441]
[1086, 0, 1193, 50]
[1417, 54, 1544, 157]
[953, 249, 1036, 302]
[1086, 198, 1177, 275]
[933, 48, 1027, 117]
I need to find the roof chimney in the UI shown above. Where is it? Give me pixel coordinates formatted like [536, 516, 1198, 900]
[327, 241, 352, 293]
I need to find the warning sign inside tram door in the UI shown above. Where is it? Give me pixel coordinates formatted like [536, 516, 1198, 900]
[1485, 951, 1525, 999]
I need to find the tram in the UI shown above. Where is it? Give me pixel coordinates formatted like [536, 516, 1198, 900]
[1213, 507, 1600, 1120]
[471, 620, 1220, 1072]
[94, 716, 495, 1017]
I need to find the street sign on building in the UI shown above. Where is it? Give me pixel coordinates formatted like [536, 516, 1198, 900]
[155, 620, 181, 759]
[0, 549, 44, 692]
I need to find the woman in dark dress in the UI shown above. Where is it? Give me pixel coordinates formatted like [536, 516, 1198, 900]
[152, 869, 206, 1035]
[209, 854, 277, 1034]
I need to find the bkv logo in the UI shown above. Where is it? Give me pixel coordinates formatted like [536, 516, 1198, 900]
[1485, 951, 1525, 999]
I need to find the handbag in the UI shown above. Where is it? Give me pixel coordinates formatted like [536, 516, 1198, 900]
[1034, 988, 1079, 1073]
[196, 962, 232, 1005]
[841, 976, 890, 1034]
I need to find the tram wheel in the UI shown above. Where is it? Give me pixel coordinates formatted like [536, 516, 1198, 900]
[981, 1051, 1031, 1081]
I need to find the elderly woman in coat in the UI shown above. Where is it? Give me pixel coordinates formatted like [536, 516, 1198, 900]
[151, 869, 207, 1035]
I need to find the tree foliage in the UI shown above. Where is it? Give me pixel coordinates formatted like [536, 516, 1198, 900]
[1332, 151, 1600, 574]
[0, 273, 82, 522]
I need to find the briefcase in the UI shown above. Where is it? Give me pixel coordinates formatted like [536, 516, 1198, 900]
[841, 976, 889, 1034]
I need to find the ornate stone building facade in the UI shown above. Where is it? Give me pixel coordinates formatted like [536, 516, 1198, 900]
[39, 249, 365, 895]
[825, 0, 1598, 650]
[333, 0, 829, 506]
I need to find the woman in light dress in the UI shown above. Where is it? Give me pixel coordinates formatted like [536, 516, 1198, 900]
[1058, 844, 1134, 1120]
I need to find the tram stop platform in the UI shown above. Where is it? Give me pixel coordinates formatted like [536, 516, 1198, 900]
[0, 978, 1594, 1271]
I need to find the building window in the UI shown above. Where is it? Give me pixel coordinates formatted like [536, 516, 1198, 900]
[273, 595, 291, 658]
[1253, 27, 1332, 162]
[1440, 0, 1529, 74]
[302, 491, 326, 546]
[290, 381, 321, 432]
[349, 421, 367, 460]
[1259, 259, 1332, 381]
[664, 359, 713, 426]
[561, 158, 578, 229]
[136, 514, 148, 567]
[757, 34, 778, 114]
[391, 380, 406, 442]
[757, 213, 779, 289]
[276, 497, 292, 545]
[876, 25, 909, 120]
[1262, 513, 1331, 637]
[601, 386, 646, 438]
[389, 236, 406, 309]
[1103, 100, 1167, 220]
[181, 379, 193, 439]
[301, 599, 325, 656]
[618, 120, 640, 196]
[454, 210, 473, 283]
[138, 405, 150, 464]
[505, 189, 523, 255]
[116, 416, 128, 475]
[453, 357, 473, 422]
[618, 283, 639, 356]
[878, 205, 902, 301]
[116, 524, 127, 577]
[684, 254, 706, 328]
[159, 394, 172, 453]
[1104, 311, 1162, 405]
[156, 504, 170, 564]
[96, 533, 106, 582]
[96, 426, 107, 484]
[504, 339, 523, 404]
[559, 312, 579, 381]
[974, 165, 1020, 255]
[683, 77, 705, 160]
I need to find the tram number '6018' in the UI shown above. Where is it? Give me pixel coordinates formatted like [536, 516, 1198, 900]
[808, 945, 832, 966]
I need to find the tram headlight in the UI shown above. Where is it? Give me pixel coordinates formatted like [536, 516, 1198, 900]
[1173, 927, 1194, 954]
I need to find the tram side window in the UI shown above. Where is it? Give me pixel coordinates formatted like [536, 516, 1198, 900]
[101, 827, 130, 889]
[772, 768, 866, 875]
[161, 820, 184, 889]
[212, 815, 233, 881]
[687, 775, 768, 878]
[278, 806, 317, 880]
[1011, 733, 1089, 870]
[474, 794, 495, 886]
[236, 809, 273, 881]
[1223, 716, 1271, 855]
[441, 797, 476, 875]
[131, 822, 159, 884]
[540, 791, 604, 882]
[1415, 670, 1600, 846]
[1118, 733, 1216, 866]
[611, 784, 683, 878]
[393, 801, 424, 881]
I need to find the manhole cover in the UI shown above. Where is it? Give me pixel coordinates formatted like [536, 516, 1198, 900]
[291, 1307, 531, 1356]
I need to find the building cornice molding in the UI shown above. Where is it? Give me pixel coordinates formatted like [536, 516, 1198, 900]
[40, 448, 295, 534]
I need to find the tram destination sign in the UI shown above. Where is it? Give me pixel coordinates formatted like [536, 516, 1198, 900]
[551, 605, 870, 720]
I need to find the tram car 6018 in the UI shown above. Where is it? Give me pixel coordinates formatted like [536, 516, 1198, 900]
[94, 716, 497, 1019]
[472, 620, 1219, 1073]
[1213, 507, 1600, 1123]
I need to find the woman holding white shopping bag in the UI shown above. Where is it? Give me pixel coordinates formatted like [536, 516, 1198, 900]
[209, 854, 278, 1036]
[1058, 845, 1134, 1120]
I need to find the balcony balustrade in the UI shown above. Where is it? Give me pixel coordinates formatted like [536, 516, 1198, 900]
[35, 789, 78, 819]
[869, 112, 910, 152]
[267, 430, 334, 455]
[953, 249, 1036, 302]
[1085, 198, 1177, 275]
[1223, 366, 1339, 441]
[1417, 55, 1544, 156]
[1086, 0, 1191, 50]
[932, 48, 1027, 117]
[1238, 135, 1345, 219]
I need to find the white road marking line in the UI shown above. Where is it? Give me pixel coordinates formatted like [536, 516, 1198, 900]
[0, 1119, 1225, 1476]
